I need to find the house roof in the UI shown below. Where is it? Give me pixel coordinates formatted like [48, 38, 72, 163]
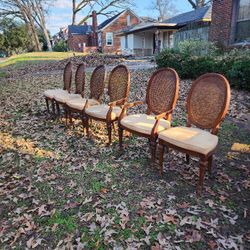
[98, 10, 125, 30]
[68, 25, 92, 35]
[163, 6, 211, 26]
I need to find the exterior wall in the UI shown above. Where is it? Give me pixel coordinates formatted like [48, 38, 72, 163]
[68, 34, 89, 52]
[209, 0, 234, 47]
[100, 10, 140, 53]
[174, 22, 210, 47]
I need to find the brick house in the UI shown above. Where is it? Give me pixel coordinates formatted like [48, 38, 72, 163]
[97, 9, 141, 53]
[209, 0, 250, 48]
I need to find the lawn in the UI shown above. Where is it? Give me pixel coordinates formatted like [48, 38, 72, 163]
[0, 52, 83, 69]
[0, 56, 249, 249]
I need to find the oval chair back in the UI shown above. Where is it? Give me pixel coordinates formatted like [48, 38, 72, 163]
[89, 65, 106, 101]
[186, 73, 231, 134]
[74, 63, 86, 95]
[146, 68, 179, 119]
[63, 61, 73, 92]
[108, 65, 130, 103]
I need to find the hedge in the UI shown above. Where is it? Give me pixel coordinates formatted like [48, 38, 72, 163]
[156, 49, 250, 91]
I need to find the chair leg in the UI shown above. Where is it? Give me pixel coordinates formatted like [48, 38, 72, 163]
[56, 102, 60, 117]
[150, 139, 157, 163]
[208, 155, 213, 176]
[85, 116, 90, 137]
[118, 127, 123, 150]
[159, 144, 165, 177]
[107, 122, 112, 145]
[197, 159, 207, 196]
[51, 100, 55, 115]
[186, 154, 190, 164]
[45, 98, 50, 113]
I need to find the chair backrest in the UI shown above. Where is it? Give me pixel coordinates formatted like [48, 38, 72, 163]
[63, 61, 73, 91]
[146, 68, 179, 116]
[186, 73, 231, 133]
[75, 63, 86, 95]
[89, 65, 106, 101]
[108, 65, 130, 103]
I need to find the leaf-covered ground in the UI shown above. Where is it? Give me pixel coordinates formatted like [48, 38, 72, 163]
[0, 61, 250, 249]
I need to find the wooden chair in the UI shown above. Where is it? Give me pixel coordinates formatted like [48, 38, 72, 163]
[65, 65, 106, 128]
[84, 65, 130, 144]
[53, 63, 86, 117]
[118, 68, 179, 161]
[44, 61, 72, 114]
[158, 73, 231, 195]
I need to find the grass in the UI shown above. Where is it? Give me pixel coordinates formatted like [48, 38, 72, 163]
[0, 51, 83, 69]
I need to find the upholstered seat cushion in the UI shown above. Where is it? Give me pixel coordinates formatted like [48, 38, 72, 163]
[44, 89, 68, 99]
[66, 98, 100, 111]
[85, 104, 122, 120]
[54, 92, 82, 103]
[158, 126, 218, 155]
[121, 114, 170, 135]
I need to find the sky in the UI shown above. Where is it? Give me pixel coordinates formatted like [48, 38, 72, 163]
[46, 0, 193, 35]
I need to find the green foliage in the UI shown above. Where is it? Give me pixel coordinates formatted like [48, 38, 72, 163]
[53, 40, 68, 52]
[0, 18, 31, 56]
[156, 44, 250, 91]
[177, 40, 219, 56]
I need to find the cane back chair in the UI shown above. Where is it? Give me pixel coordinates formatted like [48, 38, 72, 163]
[65, 65, 106, 127]
[84, 65, 130, 144]
[118, 68, 179, 161]
[54, 63, 86, 116]
[158, 73, 231, 196]
[44, 61, 72, 114]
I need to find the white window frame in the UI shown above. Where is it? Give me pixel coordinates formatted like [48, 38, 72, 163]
[106, 32, 113, 46]
[127, 15, 131, 26]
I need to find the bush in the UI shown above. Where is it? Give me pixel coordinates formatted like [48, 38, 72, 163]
[53, 40, 68, 52]
[156, 47, 250, 91]
[177, 40, 219, 57]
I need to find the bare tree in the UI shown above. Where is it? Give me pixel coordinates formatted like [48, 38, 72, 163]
[151, 0, 177, 21]
[187, 0, 211, 9]
[72, 0, 134, 25]
[0, 0, 52, 51]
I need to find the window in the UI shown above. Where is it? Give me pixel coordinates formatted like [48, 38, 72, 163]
[125, 35, 128, 48]
[127, 15, 131, 26]
[106, 32, 113, 46]
[235, 0, 250, 43]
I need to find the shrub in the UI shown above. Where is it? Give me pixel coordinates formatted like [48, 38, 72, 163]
[156, 47, 250, 91]
[177, 40, 219, 57]
[53, 40, 68, 52]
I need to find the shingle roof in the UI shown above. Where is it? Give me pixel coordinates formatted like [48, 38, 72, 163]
[163, 6, 211, 26]
[68, 25, 92, 35]
[98, 10, 125, 30]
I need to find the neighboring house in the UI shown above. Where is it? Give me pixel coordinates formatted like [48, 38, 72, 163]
[118, 6, 211, 56]
[209, 0, 250, 48]
[97, 9, 141, 53]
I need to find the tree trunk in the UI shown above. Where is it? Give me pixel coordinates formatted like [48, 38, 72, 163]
[72, 0, 76, 24]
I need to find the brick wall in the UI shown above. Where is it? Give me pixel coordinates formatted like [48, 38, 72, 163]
[68, 34, 89, 52]
[101, 10, 140, 54]
[209, 0, 234, 47]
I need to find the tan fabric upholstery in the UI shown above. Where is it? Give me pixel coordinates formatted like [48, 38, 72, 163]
[158, 126, 218, 155]
[121, 114, 170, 135]
[85, 104, 122, 120]
[66, 98, 100, 111]
[44, 89, 67, 99]
[54, 93, 81, 103]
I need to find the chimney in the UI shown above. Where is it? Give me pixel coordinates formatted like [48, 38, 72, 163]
[84, 22, 87, 26]
[92, 10, 98, 46]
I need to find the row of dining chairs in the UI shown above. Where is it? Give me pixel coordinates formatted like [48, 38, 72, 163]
[43, 62, 231, 195]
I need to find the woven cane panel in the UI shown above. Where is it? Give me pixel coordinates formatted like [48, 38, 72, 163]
[63, 62, 72, 91]
[109, 66, 129, 102]
[188, 76, 227, 129]
[75, 64, 85, 94]
[147, 69, 177, 115]
[90, 65, 106, 100]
